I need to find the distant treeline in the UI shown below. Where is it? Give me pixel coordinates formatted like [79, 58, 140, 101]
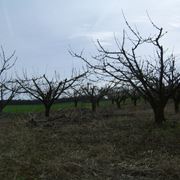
[9, 96, 99, 105]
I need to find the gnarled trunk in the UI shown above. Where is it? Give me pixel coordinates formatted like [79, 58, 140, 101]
[173, 99, 179, 114]
[152, 104, 165, 125]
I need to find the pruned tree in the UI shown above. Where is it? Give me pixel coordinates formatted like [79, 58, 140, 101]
[71, 17, 180, 125]
[0, 47, 18, 113]
[0, 81, 19, 112]
[81, 83, 109, 112]
[107, 88, 116, 105]
[66, 84, 108, 110]
[107, 86, 128, 109]
[129, 88, 140, 106]
[81, 83, 98, 112]
[96, 85, 111, 107]
[172, 86, 180, 113]
[17, 72, 85, 117]
[65, 87, 82, 108]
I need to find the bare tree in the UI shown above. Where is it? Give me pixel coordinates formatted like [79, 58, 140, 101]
[0, 81, 19, 112]
[129, 88, 140, 106]
[0, 46, 16, 76]
[107, 89, 116, 105]
[96, 85, 111, 107]
[17, 72, 85, 117]
[0, 47, 18, 112]
[107, 86, 128, 109]
[71, 18, 180, 125]
[81, 83, 98, 112]
[65, 87, 82, 108]
[172, 86, 180, 113]
[81, 83, 109, 112]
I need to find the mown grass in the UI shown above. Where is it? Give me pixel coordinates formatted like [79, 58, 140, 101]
[0, 102, 180, 179]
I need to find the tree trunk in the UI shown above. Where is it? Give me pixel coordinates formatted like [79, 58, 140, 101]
[97, 100, 100, 107]
[116, 100, 121, 109]
[91, 102, 96, 112]
[122, 97, 126, 105]
[74, 100, 78, 108]
[131, 97, 137, 106]
[152, 105, 165, 125]
[0, 103, 5, 114]
[173, 99, 179, 114]
[45, 105, 51, 117]
[144, 97, 147, 104]
[133, 99, 137, 106]
[111, 99, 114, 105]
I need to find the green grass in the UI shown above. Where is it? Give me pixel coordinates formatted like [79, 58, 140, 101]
[3, 100, 112, 113]
[3, 102, 82, 113]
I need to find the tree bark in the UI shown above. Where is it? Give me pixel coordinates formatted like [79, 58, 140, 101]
[133, 99, 137, 106]
[152, 104, 165, 125]
[45, 105, 51, 117]
[0, 103, 5, 113]
[122, 98, 126, 105]
[174, 100, 179, 114]
[116, 100, 121, 109]
[97, 100, 100, 107]
[74, 100, 78, 108]
[91, 101, 96, 112]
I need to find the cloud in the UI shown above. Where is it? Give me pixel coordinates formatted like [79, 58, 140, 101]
[130, 16, 148, 23]
[1, 0, 180, 76]
[170, 22, 180, 29]
[69, 31, 117, 47]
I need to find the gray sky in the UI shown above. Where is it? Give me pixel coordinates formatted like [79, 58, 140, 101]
[0, 0, 180, 77]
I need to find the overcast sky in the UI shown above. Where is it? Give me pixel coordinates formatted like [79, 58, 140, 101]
[0, 0, 180, 77]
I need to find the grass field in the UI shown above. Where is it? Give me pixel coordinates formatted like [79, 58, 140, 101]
[3, 100, 112, 113]
[3, 102, 76, 113]
[0, 101, 180, 179]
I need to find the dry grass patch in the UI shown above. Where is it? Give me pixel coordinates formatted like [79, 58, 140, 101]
[0, 106, 179, 179]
